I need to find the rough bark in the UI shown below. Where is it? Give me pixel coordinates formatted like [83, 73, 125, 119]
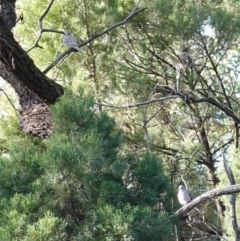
[0, 0, 16, 29]
[0, 0, 63, 138]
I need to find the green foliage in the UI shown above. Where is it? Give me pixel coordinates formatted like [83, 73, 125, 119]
[126, 154, 173, 208]
[0, 138, 42, 198]
[24, 211, 67, 241]
[0, 89, 175, 240]
[83, 204, 174, 241]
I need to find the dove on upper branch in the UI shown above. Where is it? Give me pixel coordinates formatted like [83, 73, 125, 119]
[63, 31, 82, 53]
[177, 185, 195, 205]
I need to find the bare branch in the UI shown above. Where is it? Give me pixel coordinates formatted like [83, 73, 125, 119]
[221, 149, 240, 240]
[173, 185, 240, 217]
[180, 175, 189, 190]
[81, 6, 146, 44]
[98, 95, 179, 109]
[98, 87, 240, 125]
[43, 49, 73, 74]
[39, 0, 55, 27]
[191, 97, 240, 123]
[27, 0, 63, 52]
[222, 150, 236, 186]
[156, 87, 240, 123]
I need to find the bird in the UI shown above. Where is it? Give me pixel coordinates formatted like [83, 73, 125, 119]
[63, 31, 82, 53]
[177, 184, 204, 218]
[177, 185, 194, 205]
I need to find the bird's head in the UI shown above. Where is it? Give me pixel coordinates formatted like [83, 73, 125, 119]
[178, 185, 185, 191]
[64, 31, 71, 36]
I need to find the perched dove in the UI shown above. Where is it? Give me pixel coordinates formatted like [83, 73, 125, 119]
[177, 185, 194, 205]
[63, 31, 82, 53]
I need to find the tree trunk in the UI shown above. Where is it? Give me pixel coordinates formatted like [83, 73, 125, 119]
[198, 117, 225, 225]
[0, 0, 63, 138]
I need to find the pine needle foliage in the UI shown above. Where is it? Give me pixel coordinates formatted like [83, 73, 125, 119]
[0, 88, 176, 240]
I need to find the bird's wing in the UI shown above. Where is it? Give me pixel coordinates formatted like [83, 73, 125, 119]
[64, 35, 78, 47]
[63, 35, 82, 53]
[187, 189, 195, 200]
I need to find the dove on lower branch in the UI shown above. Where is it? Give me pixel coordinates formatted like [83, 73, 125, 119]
[178, 185, 204, 216]
[63, 31, 82, 53]
[178, 185, 195, 205]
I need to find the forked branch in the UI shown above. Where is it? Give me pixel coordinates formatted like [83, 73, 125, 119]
[27, 0, 64, 52]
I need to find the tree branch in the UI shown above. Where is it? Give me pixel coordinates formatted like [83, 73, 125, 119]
[98, 95, 179, 109]
[222, 149, 240, 240]
[27, 0, 63, 52]
[156, 87, 240, 123]
[97, 84, 240, 125]
[188, 96, 240, 123]
[43, 1, 147, 73]
[173, 185, 240, 217]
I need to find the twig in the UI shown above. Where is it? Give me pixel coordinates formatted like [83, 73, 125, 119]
[180, 175, 189, 190]
[203, 221, 225, 240]
[0, 88, 19, 118]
